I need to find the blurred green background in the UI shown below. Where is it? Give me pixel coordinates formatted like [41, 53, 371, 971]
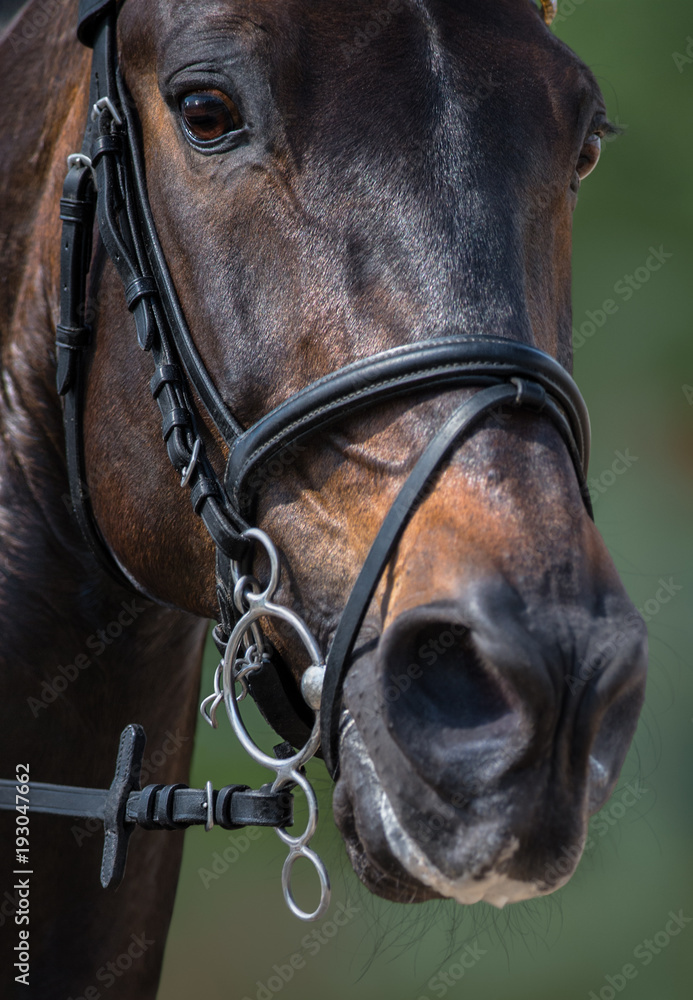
[152, 2, 693, 999]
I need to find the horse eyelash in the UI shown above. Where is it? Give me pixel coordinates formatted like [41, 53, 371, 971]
[594, 119, 622, 139]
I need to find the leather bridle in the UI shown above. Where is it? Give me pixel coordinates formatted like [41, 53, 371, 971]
[59, 0, 593, 774]
[45, 0, 592, 917]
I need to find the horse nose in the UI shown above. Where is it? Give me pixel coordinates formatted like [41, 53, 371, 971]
[377, 600, 538, 804]
[376, 578, 645, 808]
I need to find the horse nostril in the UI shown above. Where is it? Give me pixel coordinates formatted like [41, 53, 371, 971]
[379, 610, 529, 803]
[383, 622, 507, 726]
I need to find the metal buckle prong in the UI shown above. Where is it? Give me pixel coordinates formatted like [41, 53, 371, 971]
[180, 437, 201, 488]
[91, 95, 123, 126]
[67, 153, 93, 171]
[66, 153, 96, 187]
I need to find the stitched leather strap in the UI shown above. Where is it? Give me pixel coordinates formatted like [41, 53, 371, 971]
[56, 14, 131, 587]
[116, 72, 245, 446]
[320, 378, 590, 776]
[225, 337, 591, 514]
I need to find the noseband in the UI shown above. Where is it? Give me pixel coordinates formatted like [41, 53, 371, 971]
[53, 0, 590, 918]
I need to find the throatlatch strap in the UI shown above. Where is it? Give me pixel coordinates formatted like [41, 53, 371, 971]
[56, 13, 133, 588]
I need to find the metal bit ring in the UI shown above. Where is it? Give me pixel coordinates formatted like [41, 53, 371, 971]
[217, 528, 330, 921]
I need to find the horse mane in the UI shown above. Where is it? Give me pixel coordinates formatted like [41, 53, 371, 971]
[0, 0, 89, 329]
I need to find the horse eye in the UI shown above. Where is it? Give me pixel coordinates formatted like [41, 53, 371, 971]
[576, 133, 602, 180]
[180, 91, 242, 143]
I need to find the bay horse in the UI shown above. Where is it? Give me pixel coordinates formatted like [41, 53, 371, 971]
[0, 0, 647, 996]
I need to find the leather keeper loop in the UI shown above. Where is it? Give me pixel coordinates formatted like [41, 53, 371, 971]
[161, 407, 189, 441]
[91, 132, 123, 164]
[150, 364, 182, 399]
[205, 502, 250, 560]
[156, 784, 187, 830]
[511, 377, 546, 411]
[191, 476, 218, 514]
[165, 429, 190, 471]
[136, 784, 164, 830]
[56, 324, 91, 349]
[125, 276, 157, 310]
[59, 199, 91, 224]
[214, 784, 248, 829]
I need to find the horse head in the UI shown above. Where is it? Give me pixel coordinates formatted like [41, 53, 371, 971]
[76, 0, 646, 910]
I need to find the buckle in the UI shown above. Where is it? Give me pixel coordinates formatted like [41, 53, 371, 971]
[91, 95, 122, 126]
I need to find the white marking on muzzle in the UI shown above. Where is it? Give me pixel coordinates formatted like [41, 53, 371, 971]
[341, 712, 544, 908]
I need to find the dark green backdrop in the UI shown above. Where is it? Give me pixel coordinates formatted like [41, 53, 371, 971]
[159, 3, 692, 999]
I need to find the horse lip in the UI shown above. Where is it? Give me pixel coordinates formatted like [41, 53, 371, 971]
[333, 712, 441, 903]
[335, 710, 549, 908]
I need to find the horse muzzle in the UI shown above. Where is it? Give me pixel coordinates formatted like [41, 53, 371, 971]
[332, 582, 647, 906]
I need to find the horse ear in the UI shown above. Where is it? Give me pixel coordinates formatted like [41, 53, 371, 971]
[540, 0, 557, 26]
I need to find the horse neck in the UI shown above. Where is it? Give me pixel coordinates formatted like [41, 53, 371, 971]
[0, 0, 90, 327]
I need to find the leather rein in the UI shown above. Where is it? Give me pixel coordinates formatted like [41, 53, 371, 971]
[3, 0, 593, 920]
